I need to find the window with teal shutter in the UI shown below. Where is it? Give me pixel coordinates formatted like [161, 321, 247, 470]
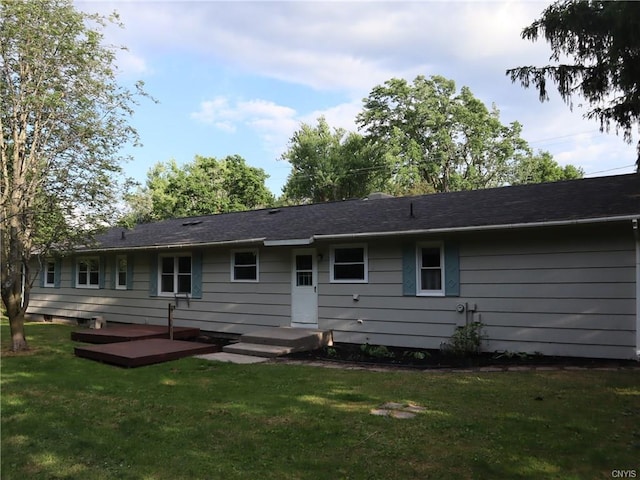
[403, 241, 459, 297]
[41, 258, 61, 288]
[150, 252, 201, 298]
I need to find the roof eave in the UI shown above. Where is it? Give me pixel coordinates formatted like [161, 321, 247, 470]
[312, 215, 639, 241]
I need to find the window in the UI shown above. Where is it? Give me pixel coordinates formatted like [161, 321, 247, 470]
[116, 256, 128, 290]
[159, 255, 192, 295]
[331, 244, 368, 283]
[295, 254, 313, 286]
[44, 260, 56, 287]
[417, 243, 444, 295]
[76, 257, 100, 288]
[232, 250, 258, 282]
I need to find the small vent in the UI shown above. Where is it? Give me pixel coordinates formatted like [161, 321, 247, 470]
[182, 220, 202, 226]
[366, 192, 394, 200]
[268, 209, 281, 215]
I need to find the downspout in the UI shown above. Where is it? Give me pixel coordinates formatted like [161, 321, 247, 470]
[634, 219, 640, 360]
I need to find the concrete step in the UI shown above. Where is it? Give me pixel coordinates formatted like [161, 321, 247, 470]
[223, 342, 294, 358]
[241, 327, 332, 350]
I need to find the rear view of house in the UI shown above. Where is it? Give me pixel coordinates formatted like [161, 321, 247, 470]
[28, 174, 640, 359]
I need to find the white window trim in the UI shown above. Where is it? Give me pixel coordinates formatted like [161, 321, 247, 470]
[44, 260, 56, 288]
[115, 255, 127, 290]
[158, 253, 192, 296]
[76, 257, 100, 289]
[416, 242, 445, 297]
[231, 249, 259, 283]
[330, 244, 368, 284]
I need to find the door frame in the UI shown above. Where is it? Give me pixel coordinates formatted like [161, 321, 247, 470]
[291, 248, 318, 328]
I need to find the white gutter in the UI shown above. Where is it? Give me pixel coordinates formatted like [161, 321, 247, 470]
[634, 219, 640, 360]
[263, 237, 314, 247]
[81, 237, 267, 253]
[312, 215, 638, 241]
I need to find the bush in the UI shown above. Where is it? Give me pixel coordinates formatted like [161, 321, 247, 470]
[360, 343, 395, 359]
[441, 322, 486, 357]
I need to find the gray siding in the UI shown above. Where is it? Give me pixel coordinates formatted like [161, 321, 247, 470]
[28, 248, 293, 336]
[313, 224, 636, 359]
[27, 222, 637, 359]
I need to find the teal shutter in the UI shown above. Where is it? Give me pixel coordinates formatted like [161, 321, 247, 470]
[54, 258, 62, 288]
[70, 259, 76, 288]
[39, 263, 45, 288]
[191, 251, 203, 299]
[110, 256, 116, 290]
[444, 242, 460, 297]
[99, 256, 106, 289]
[126, 256, 134, 290]
[402, 244, 416, 296]
[149, 254, 158, 297]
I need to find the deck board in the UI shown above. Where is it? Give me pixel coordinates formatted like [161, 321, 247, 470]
[71, 325, 200, 344]
[74, 339, 220, 368]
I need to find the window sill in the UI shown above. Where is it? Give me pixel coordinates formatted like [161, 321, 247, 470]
[330, 279, 368, 284]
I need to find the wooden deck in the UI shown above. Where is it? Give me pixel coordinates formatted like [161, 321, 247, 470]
[71, 324, 200, 344]
[74, 339, 220, 368]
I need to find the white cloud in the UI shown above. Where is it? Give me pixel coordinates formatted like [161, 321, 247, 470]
[191, 96, 299, 153]
[115, 48, 150, 77]
[85, 1, 549, 94]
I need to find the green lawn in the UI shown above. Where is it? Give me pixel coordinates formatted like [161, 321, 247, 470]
[1, 323, 639, 480]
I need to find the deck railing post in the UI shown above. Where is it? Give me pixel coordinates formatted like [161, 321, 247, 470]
[168, 303, 175, 340]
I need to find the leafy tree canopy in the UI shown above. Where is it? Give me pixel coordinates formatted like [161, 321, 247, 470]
[123, 155, 274, 223]
[1, 0, 145, 350]
[281, 117, 389, 203]
[356, 75, 575, 193]
[512, 151, 584, 185]
[506, 0, 640, 166]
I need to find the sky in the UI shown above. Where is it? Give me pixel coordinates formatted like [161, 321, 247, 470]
[77, 0, 638, 196]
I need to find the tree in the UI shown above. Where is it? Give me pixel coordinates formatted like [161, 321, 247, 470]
[1, 0, 144, 351]
[123, 155, 274, 223]
[356, 75, 542, 193]
[511, 151, 584, 185]
[506, 0, 640, 166]
[281, 117, 389, 203]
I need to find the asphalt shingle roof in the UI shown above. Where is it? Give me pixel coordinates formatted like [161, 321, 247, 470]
[95, 174, 639, 251]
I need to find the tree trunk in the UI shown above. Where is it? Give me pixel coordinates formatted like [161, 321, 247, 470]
[2, 268, 30, 352]
[10, 311, 28, 352]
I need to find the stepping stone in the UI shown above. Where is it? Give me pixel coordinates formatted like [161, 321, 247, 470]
[404, 405, 427, 413]
[389, 410, 416, 419]
[370, 409, 391, 417]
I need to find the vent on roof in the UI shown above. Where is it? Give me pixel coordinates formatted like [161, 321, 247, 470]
[366, 192, 394, 200]
[182, 220, 202, 226]
[268, 209, 281, 215]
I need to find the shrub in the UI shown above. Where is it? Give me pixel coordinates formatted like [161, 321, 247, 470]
[360, 343, 395, 359]
[441, 322, 486, 357]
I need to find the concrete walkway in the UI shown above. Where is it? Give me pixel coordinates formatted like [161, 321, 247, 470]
[195, 352, 270, 364]
[195, 353, 639, 371]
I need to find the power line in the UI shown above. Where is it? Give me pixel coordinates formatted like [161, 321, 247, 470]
[585, 164, 636, 176]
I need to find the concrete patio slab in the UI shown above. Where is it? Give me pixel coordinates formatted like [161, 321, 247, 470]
[195, 352, 270, 364]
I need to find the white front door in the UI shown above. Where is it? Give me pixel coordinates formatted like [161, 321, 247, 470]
[291, 248, 318, 328]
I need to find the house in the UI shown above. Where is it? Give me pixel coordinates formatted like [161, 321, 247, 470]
[28, 173, 640, 360]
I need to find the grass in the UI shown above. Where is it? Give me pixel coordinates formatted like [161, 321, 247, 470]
[1, 323, 639, 480]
